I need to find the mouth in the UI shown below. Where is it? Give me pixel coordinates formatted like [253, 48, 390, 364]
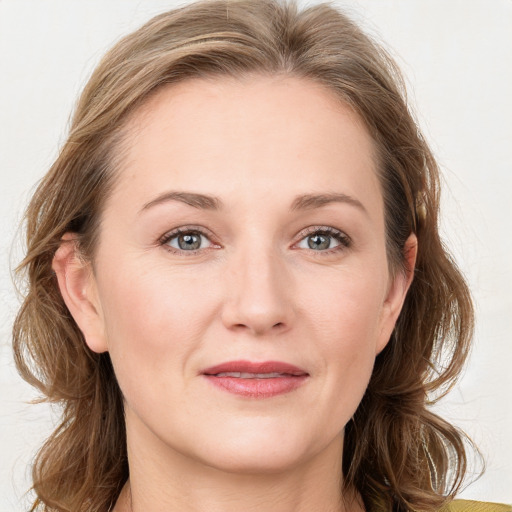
[212, 372, 297, 379]
[201, 360, 309, 398]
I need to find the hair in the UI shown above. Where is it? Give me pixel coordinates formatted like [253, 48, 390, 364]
[13, 1, 477, 511]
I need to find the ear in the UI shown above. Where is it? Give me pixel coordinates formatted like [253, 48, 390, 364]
[52, 233, 108, 353]
[376, 233, 418, 354]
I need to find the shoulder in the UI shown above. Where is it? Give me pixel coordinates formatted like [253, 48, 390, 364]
[440, 500, 512, 512]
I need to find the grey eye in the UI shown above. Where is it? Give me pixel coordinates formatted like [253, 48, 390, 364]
[297, 232, 341, 251]
[167, 232, 209, 251]
[178, 233, 201, 250]
[307, 233, 331, 250]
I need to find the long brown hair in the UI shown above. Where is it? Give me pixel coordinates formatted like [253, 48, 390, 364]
[13, 1, 477, 510]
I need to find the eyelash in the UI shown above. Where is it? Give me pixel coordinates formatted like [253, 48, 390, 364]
[159, 225, 351, 256]
[296, 226, 352, 255]
[159, 226, 218, 256]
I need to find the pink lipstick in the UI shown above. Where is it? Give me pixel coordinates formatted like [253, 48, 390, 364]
[201, 360, 309, 398]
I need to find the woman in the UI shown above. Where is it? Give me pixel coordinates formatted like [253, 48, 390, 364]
[11, 0, 509, 511]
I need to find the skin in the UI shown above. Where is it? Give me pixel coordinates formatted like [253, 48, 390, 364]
[53, 75, 416, 512]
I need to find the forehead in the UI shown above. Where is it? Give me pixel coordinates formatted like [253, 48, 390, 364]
[111, 74, 382, 217]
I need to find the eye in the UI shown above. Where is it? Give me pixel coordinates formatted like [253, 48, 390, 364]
[295, 227, 351, 253]
[160, 228, 215, 253]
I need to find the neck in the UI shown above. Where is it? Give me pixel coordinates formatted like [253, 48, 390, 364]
[113, 415, 364, 512]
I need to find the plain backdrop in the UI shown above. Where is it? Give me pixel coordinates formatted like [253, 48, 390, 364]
[1, 0, 511, 509]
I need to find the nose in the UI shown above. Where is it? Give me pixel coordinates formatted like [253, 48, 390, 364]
[220, 245, 295, 337]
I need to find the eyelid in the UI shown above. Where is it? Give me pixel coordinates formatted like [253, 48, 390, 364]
[158, 224, 351, 256]
[159, 225, 220, 254]
[292, 225, 352, 253]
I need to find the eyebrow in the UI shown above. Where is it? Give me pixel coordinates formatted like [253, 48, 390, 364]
[141, 191, 222, 212]
[140, 191, 367, 215]
[290, 192, 367, 214]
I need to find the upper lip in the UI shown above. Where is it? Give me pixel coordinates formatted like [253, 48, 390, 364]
[201, 360, 308, 376]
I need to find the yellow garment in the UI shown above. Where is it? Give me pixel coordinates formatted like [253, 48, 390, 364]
[442, 500, 512, 512]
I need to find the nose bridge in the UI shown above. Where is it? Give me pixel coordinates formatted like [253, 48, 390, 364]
[221, 234, 293, 335]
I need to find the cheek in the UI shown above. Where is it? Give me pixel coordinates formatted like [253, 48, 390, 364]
[101, 257, 213, 329]
[95, 259, 219, 389]
[304, 267, 386, 408]
[305, 264, 387, 346]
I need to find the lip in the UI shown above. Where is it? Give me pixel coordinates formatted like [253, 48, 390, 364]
[201, 360, 309, 399]
[202, 360, 308, 376]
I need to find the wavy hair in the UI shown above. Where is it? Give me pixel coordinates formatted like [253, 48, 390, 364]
[13, 1, 477, 510]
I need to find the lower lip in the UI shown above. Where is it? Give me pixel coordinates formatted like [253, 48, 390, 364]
[203, 375, 308, 398]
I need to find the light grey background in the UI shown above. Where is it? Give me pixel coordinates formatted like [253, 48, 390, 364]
[1, 0, 511, 509]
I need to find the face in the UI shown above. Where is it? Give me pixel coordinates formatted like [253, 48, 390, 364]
[58, 75, 413, 475]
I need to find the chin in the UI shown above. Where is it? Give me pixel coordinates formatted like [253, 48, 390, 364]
[188, 425, 332, 475]
[201, 447, 308, 475]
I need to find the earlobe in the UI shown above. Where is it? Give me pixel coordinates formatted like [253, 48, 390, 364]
[376, 233, 418, 354]
[52, 233, 108, 353]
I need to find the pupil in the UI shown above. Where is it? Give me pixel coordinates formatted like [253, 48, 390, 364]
[178, 233, 200, 250]
[308, 234, 329, 250]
